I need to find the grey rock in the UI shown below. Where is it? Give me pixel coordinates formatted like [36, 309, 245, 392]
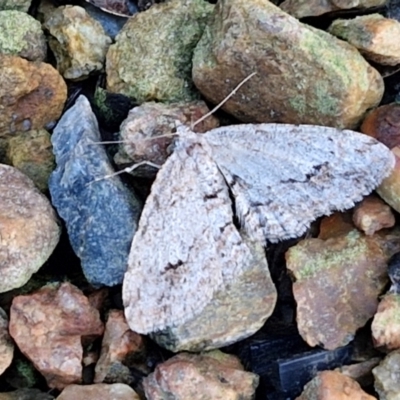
[49, 95, 141, 287]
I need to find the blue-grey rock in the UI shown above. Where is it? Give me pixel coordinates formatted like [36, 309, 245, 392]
[49, 95, 141, 287]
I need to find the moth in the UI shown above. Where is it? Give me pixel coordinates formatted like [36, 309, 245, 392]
[122, 122, 395, 334]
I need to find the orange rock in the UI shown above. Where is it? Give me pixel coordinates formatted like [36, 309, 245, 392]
[318, 212, 355, 240]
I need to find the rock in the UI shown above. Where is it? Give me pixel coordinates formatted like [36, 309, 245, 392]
[94, 309, 145, 384]
[328, 14, 400, 66]
[0, 54, 67, 136]
[286, 230, 390, 350]
[147, 235, 277, 352]
[337, 358, 381, 388]
[56, 383, 140, 400]
[361, 103, 400, 150]
[0, 0, 31, 12]
[0, 388, 55, 400]
[49, 95, 141, 287]
[192, 0, 383, 129]
[377, 146, 400, 214]
[6, 129, 55, 192]
[114, 101, 219, 178]
[318, 212, 355, 240]
[0, 308, 13, 376]
[388, 252, 400, 293]
[373, 350, 400, 400]
[9, 282, 104, 390]
[44, 6, 112, 80]
[106, 0, 214, 103]
[352, 195, 395, 236]
[143, 351, 259, 400]
[296, 370, 376, 400]
[372, 293, 400, 350]
[0, 10, 46, 61]
[280, 0, 386, 19]
[0, 165, 60, 293]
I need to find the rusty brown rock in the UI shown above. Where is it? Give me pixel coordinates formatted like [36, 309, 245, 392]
[318, 212, 355, 240]
[361, 103, 400, 149]
[280, 0, 386, 19]
[144, 351, 259, 400]
[286, 230, 389, 350]
[94, 309, 145, 384]
[0, 55, 67, 137]
[373, 350, 400, 400]
[114, 101, 219, 178]
[192, 0, 383, 129]
[352, 195, 395, 236]
[372, 293, 400, 350]
[0, 165, 60, 293]
[0, 308, 13, 376]
[56, 383, 140, 400]
[296, 370, 376, 400]
[328, 14, 400, 66]
[9, 282, 104, 390]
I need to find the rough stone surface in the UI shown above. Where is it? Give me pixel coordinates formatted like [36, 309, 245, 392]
[0, 54, 67, 136]
[114, 101, 219, 178]
[0, 0, 31, 12]
[56, 383, 140, 400]
[94, 309, 145, 384]
[378, 147, 400, 214]
[280, 0, 386, 19]
[372, 293, 400, 350]
[143, 351, 259, 400]
[328, 14, 400, 66]
[373, 350, 400, 400]
[149, 236, 276, 352]
[0, 389, 55, 400]
[9, 282, 104, 390]
[49, 95, 141, 287]
[0, 10, 46, 61]
[338, 358, 381, 388]
[106, 0, 214, 103]
[318, 212, 355, 240]
[6, 129, 55, 192]
[352, 195, 395, 236]
[286, 230, 390, 350]
[192, 0, 383, 129]
[0, 164, 60, 293]
[44, 5, 112, 80]
[296, 370, 376, 400]
[0, 308, 13, 376]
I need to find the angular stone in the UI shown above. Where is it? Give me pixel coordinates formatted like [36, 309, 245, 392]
[0, 55, 67, 136]
[49, 95, 141, 287]
[372, 293, 400, 350]
[144, 351, 259, 400]
[151, 235, 277, 352]
[337, 358, 381, 388]
[106, 0, 214, 103]
[9, 282, 104, 390]
[0, 308, 13, 376]
[286, 230, 390, 350]
[352, 195, 395, 236]
[296, 370, 376, 400]
[0, 10, 46, 61]
[280, 0, 386, 19]
[0, 0, 31, 12]
[373, 350, 400, 400]
[94, 309, 145, 384]
[6, 129, 55, 192]
[44, 5, 112, 80]
[192, 0, 383, 129]
[0, 165, 60, 293]
[56, 383, 139, 400]
[114, 101, 219, 178]
[328, 14, 400, 66]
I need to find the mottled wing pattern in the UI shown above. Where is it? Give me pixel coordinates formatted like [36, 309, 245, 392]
[123, 135, 252, 334]
[205, 124, 395, 243]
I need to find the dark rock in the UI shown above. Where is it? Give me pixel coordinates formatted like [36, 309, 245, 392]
[49, 95, 141, 287]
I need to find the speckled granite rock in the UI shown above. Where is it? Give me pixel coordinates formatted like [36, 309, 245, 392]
[49, 95, 141, 287]
[44, 5, 112, 80]
[0, 0, 31, 12]
[0, 10, 46, 61]
[0, 164, 60, 293]
[373, 350, 400, 400]
[106, 0, 214, 103]
[192, 0, 383, 128]
[0, 54, 67, 136]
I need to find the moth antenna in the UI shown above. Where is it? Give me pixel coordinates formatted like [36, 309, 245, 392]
[192, 72, 257, 129]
